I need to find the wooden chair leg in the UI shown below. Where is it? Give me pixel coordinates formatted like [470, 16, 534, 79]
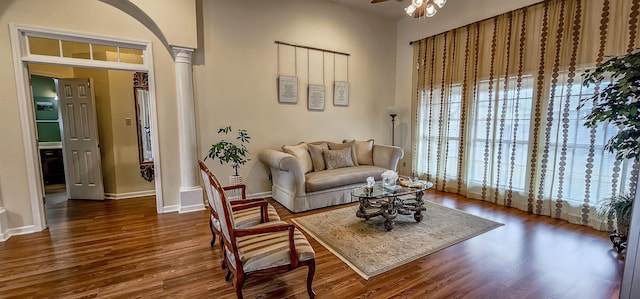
[209, 218, 216, 247]
[234, 274, 245, 299]
[225, 269, 232, 281]
[221, 236, 227, 269]
[306, 260, 316, 299]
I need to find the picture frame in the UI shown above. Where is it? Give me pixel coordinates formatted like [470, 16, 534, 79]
[36, 101, 54, 111]
[308, 84, 325, 111]
[278, 75, 298, 103]
[334, 81, 349, 106]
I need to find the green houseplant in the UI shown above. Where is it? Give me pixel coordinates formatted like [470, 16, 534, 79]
[598, 192, 634, 238]
[579, 51, 640, 161]
[205, 126, 251, 176]
[579, 51, 640, 252]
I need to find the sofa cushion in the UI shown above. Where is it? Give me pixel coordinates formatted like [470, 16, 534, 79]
[282, 143, 313, 174]
[308, 143, 329, 171]
[344, 139, 374, 165]
[305, 165, 387, 192]
[323, 147, 355, 170]
[328, 141, 358, 166]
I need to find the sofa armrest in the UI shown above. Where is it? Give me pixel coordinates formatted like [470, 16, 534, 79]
[258, 149, 307, 196]
[372, 145, 404, 171]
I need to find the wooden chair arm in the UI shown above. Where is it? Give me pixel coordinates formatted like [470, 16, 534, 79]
[234, 224, 299, 267]
[231, 201, 270, 222]
[235, 223, 292, 236]
[223, 184, 247, 199]
[229, 198, 267, 205]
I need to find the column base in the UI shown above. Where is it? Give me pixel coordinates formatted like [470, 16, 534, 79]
[179, 187, 205, 213]
[0, 207, 8, 241]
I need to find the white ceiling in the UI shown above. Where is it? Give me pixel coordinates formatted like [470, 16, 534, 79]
[326, 0, 412, 21]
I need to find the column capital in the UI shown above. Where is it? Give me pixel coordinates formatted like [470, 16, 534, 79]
[171, 46, 195, 64]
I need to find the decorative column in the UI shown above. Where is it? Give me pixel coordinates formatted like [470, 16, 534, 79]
[0, 189, 7, 241]
[0, 207, 6, 241]
[173, 46, 204, 213]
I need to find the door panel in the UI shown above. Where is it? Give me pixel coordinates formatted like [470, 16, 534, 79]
[57, 78, 104, 200]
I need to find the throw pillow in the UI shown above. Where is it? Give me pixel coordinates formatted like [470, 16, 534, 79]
[328, 140, 359, 166]
[323, 147, 355, 170]
[343, 139, 374, 165]
[308, 143, 329, 171]
[282, 142, 313, 173]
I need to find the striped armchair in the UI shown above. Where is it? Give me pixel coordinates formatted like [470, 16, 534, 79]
[198, 161, 281, 268]
[203, 161, 317, 299]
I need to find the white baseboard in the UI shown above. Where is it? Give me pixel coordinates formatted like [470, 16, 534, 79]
[0, 224, 36, 242]
[164, 191, 270, 214]
[179, 203, 205, 214]
[162, 205, 180, 213]
[105, 190, 156, 200]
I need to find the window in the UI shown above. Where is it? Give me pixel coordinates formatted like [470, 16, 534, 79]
[27, 35, 144, 64]
[469, 76, 533, 192]
[542, 71, 634, 206]
[415, 84, 462, 189]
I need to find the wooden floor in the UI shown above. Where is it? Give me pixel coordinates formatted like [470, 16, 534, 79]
[0, 191, 624, 298]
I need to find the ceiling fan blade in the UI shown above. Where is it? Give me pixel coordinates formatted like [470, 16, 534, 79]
[370, 0, 391, 3]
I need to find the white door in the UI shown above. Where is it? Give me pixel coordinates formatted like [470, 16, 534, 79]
[57, 78, 104, 200]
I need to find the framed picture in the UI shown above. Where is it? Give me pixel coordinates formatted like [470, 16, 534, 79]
[308, 84, 325, 111]
[36, 101, 54, 111]
[278, 75, 298, 103]
[34, 97, 59, 121]
[334, 81, 349, 106]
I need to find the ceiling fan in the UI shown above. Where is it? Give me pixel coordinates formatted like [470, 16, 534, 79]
[370, 0, 447, 18]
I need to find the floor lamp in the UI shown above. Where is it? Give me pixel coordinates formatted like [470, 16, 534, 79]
[386, 106, 399, 146]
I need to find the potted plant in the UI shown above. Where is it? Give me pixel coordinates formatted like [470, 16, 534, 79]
[597, 193, 634, 252]
[579, 51, 640, 252]
[205, 126, 251, 183]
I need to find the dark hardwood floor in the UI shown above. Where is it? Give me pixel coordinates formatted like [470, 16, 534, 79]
[0, 191, 623, 298]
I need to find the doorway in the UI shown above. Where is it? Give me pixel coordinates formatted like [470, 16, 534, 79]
[29, 65, 156, 211]
[10, 24, 164, 230]
[30, 74, 68, 205]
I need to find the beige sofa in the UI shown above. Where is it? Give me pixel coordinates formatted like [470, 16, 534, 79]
[259, 140, 404, 213]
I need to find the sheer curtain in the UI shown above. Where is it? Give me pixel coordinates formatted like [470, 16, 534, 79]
[412, 0, 640, 230]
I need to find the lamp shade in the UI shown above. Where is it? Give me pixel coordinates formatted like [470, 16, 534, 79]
[386, 106, 400, 116]
[433, 0, 447, 8]
[404, 4, 417, 16]
[425, 4, 437, 17]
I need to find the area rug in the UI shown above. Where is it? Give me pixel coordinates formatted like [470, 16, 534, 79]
[291, 201, 503, 280]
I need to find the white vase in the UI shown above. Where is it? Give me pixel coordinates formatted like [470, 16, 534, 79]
[228, 175, 243, 200]
[229, 175, 243, 186]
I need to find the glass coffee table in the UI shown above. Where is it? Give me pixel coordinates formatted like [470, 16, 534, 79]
[351, 181, 433, 231]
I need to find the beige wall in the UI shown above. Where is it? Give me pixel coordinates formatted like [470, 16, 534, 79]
[107, 69, 155, 194]
[130, 0, 197, 49]
[28, 64, 75, 78]
[0, 0, 181, 230]
[194, 0, 397, 193]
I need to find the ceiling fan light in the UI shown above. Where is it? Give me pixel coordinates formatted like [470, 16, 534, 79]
[425, 4, 437, 17]
[412, 0, 424, 7]
[405, 4, 417, 16]
[433, 0, 446, 9]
